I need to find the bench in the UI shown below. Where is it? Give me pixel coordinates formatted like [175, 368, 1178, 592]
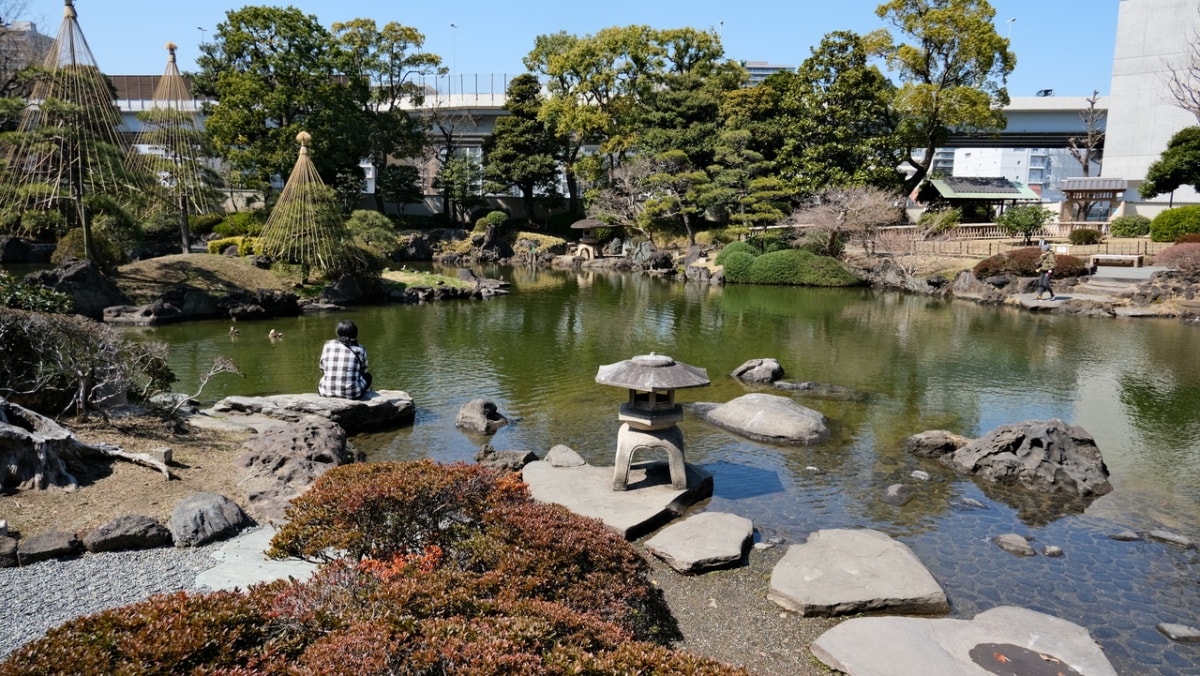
[1089, 253, 1143, 268]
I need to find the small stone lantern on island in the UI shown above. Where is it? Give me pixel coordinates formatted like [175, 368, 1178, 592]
[595, 353, 710, 491]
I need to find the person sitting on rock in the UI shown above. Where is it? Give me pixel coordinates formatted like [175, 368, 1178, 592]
[318, 320, 372, 399]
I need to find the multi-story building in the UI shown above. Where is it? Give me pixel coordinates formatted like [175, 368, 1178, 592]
[740, 61, 794, 85]
[0, 21, 53, 89]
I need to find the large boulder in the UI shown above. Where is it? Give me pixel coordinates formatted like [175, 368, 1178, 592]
[474, 444, 537, 471]
[456, 399, 508, 435]
[236, 418, 353, 522]
[168, 492, 252, 547]
[949, 270, 1009, 304]
[699, 393, 829, 445]
[914, 419, 1112, 497]
[103, 300, 185, 326]
[83, 515, 172, 552]
[730, 358, 784, 383]
[23, 259, 128, 319]
[205, 390, 415, 434]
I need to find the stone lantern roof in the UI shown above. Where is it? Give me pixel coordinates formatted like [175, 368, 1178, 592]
[595, 353, 710, 391]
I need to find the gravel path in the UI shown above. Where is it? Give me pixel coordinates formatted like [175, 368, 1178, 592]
[2, 538, 837, 674]
[0, 542, 223, 659]
[644, 544, 839, 675]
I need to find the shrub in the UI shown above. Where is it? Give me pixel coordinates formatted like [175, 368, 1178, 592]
[1108, 214, 1151, 238]
[996, 204, 1054, 244]
[0, 307, 174, 413]
[213, 210, 266, 238]
[973, 247, 1089, 278]
[713, 241, 759, 265]
[270, 460, 528, 561]
[695, 226, 745, 246]
[1150, 205, 1200, 242]
[1175, 233, 1200, 244]
[346, 209, 400, 261]
[0, 270, 72, 313]
[918, 207, 961, 235]
[206, 236, 261, 256]
[718, 250, 756, 282]
[18, 209, 66, 239]
[745, 249, 862, 286]
[4, 460, 748, 673]
[473, 210, 509, 233]
[189, 212, 225, 236]
[50, 228, 125, 271]
[1068, 228, 1103, 245]
[1155, 243, 1200, 273]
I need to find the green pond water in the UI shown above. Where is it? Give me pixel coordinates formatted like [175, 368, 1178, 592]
[131, 265, 1200, 674]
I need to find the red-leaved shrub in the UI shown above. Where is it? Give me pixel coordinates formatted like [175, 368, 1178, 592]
[2, 461, 746, 674]
[973, 247, 1088, 278]
[1155, 243, 1200, 273]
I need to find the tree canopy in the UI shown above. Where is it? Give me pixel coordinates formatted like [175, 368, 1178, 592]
[1140, 126, 1200, 199]
[870, 0, 1015, 194]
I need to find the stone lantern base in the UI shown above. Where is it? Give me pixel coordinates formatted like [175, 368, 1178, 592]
[613, 423, 687, 491]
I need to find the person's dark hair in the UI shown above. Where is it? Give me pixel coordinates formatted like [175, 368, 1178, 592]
[335, 320, 359, 347]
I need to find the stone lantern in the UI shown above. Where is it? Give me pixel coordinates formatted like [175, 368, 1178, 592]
[570, 218, 604, 259]
[595, 353, 710, 491]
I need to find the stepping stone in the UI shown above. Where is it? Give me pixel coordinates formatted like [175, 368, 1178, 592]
[522, 459, 712, 540]
[811, 606, 1118, 676]
[768, 528, 948, 617]
[644, 512, 752, 573]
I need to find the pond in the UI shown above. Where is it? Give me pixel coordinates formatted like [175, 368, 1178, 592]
[133, 265, 1200, 674]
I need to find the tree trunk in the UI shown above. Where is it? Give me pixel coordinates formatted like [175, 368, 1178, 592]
[1, 398, 176, 490]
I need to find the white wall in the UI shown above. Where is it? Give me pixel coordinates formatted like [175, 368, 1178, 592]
[1103, 0, 1200, 204]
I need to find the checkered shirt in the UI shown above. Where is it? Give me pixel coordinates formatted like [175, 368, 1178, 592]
[318, 340, 368, 399]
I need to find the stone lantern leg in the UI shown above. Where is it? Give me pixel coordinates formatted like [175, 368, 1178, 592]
[595, 353, 710, 492]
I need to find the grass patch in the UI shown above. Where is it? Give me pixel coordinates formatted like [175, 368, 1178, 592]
[381, 268, 474, 290]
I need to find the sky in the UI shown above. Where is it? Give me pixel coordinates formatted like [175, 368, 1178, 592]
[19, 0, 1121, 98]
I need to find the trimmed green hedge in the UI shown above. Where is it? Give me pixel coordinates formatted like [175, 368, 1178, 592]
[746, 249, 861, 286]
[713, 240, 759, 265]
[719, 250, 757, 282]
[1150, 206, 1200, 242]
[1068, 228, 1103, 245]
[1108, 214, 1151, 238]
[206, 236, 262, 256]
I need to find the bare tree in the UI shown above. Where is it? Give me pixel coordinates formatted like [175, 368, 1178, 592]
[791, 186, 902, 258]
[1165, 10, 1200, 123]
[1066, 90, 1106, 219]
[586, 156, 655, 239]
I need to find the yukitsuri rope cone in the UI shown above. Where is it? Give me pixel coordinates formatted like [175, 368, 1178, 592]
[130, 42, 223, 253]
[258, 131, 356, 283]
[0, 0, 146, 255]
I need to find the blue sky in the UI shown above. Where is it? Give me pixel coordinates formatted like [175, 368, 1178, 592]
[25, 0, 1119, 97]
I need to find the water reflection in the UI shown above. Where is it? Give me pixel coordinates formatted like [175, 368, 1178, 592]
[134, 266, 1200, 674]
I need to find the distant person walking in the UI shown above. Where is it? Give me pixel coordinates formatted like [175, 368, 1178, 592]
[318, 320, 372, 399]
[1035, 242, 1057, 301]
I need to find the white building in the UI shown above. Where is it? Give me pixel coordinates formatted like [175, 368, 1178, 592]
[1102, 0, 1200, 213]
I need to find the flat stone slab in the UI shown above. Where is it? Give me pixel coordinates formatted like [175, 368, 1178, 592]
[204, 390, 415, 434]
[521, 459, 712, 540]
[768, 528, 949, 617]
[194, 525, 318, 592]
[811, 606, 1118, 676]
[645, 511, 753, 573]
